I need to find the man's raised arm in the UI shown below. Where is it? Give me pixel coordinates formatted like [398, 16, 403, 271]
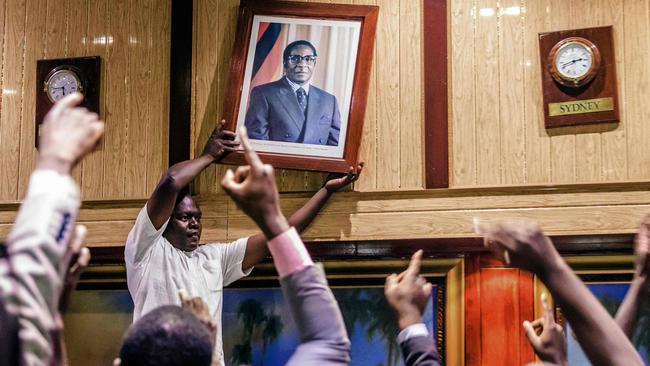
[476, 219, 643, 366]
[615, 215, 650, 338]
[241, 165, 363, 270]
[221, 127, 350, 365]
[146, 121, 239, 229]
[0, 92, 103, 366]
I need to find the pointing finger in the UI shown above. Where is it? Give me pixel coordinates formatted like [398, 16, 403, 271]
[404, 249, 423, 281]
[47, 92, 84, 121]
[238, 126, 263, 170]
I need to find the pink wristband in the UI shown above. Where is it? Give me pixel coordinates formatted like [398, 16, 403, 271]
[267, 227, 313, 278]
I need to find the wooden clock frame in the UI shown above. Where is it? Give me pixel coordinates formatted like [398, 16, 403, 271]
[538, 26, 619, 129]
[35, 56, 101, 147]
[547, 37, 601, 88]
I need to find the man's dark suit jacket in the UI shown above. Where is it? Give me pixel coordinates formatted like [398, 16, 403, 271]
[244, 78, 341, 146]
[400, 335, 441, 366]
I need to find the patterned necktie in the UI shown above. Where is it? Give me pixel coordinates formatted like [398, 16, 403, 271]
[296, 87, 307, 115]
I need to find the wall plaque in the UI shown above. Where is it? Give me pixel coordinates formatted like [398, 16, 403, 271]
[539, 26, 619, 129]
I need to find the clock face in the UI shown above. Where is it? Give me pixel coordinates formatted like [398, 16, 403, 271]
[45, 69, 82, 102]
[554, 42, 593, 80]
[548, 37, 601, 87]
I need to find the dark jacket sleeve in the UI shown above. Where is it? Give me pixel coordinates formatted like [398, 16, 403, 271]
[280, 264, 351, 366]
[244, 86, 270, 140]
[400, 335, 441, 366]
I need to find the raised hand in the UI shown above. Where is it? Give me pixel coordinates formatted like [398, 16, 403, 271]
[202, 120, 239, 161]
[221, 126, 289, 239]
[634, 214, 650, 282]
[59, 225, 92, 314]
[523, 293, 567, 366]
[384, 250, 433, 330]
[179, 290, 218, 351]
[38, 92, 104, 173]
[474, 218, 562, 277]
[323, 163, 364, 192]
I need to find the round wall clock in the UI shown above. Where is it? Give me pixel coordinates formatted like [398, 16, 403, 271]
[43, 66, 84, 103]
[548, 36, 601, 88]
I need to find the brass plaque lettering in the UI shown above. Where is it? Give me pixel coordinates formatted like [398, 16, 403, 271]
[548, 97, 614, 117]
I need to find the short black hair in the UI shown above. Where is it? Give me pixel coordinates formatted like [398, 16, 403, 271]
[173, 187, 191, 209]
[283, 40, 318, 65]
[119, 305, 212, 366]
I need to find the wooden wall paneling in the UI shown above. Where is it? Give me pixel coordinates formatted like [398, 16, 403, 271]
[67, 0, 89, 186]
[0, 0, 5, 154]
[146, 0, 170, 193]
[466, 255, 535, 365]
[547, 0, 575, 184]
[103, 0, 129, 198]
[523, 0, 551, 183]
[480, 268, 522, 364]
[517, 270, 535, 363]
[399, 0, 423, 189]
[450, 0, 476, 186]
[81, 0, 108, 198]
[599, 0, 627, 181]
[192, 0, 219, 196]
[354, 0, 377, 191]
[124, 0, 151, 198]
[45, 0, 83, 185]
[16, 0, 47, 199]
[624, 0, 650, 180]
[196, 0, 239, 196]
[375, 0, 400, 189]
[572, 0, 604, 183]
[475, 0, 501, 185]
[212, 0, 240, 194]
[226, 198, 650, 241]
[499, 1, 525, 185]
[215, 0, 241, 194]
[0, 0, 26, 201]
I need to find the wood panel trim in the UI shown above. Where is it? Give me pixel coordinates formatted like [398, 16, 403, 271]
[423, 0, 449, 188]
[169, 0, 193, 166]
[86, 234, 632, 265]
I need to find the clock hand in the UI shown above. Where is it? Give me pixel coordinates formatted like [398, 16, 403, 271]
[561, 58, 585, 68]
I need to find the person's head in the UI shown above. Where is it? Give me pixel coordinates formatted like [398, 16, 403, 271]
[116, 305, 213, 366]
[163, 191, 202, 252]
[282, 40, 318, 85]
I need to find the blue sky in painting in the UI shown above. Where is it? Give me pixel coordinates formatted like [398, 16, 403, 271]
[222, 287, 436, 366]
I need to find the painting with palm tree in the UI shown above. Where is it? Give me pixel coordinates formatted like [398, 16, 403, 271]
[222, 285, 439, 366]
[566, 283, 650, 365]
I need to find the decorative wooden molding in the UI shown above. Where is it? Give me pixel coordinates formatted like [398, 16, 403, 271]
[423, 0, 449, 188]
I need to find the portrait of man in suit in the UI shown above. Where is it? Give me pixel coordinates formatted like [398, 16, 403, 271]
[244, 40, 341, 146]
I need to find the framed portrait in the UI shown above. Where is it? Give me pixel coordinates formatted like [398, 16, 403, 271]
[221, 0, 378, 173]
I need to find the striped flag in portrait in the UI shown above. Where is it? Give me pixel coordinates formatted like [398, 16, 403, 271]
[251, 22, 283, 90]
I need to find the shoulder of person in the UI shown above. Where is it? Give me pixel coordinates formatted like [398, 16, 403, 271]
[310, 85, 336, 99]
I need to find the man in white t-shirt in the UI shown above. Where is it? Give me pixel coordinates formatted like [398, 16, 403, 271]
[125, 122, 362, 365]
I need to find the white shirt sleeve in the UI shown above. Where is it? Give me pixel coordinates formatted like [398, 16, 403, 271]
[397, 323, 430, 344]
[0, 169, 80, 366]
[207, 237, 252, 286]
[124, 204, 169, 267]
